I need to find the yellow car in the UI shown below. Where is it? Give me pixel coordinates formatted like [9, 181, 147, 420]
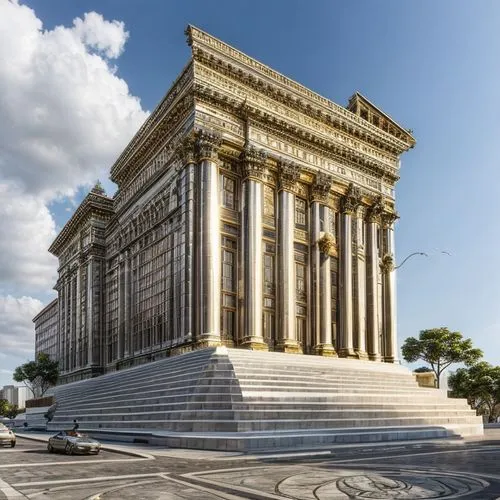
[0, 423, 16, 448]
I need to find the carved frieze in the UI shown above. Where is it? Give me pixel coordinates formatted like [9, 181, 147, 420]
[310, 172, 333, 204]
[195, 130, 222, 162]
[278, 159, 301, 192]
[240, 145, 268, 182]
[340, 183, 362, 215]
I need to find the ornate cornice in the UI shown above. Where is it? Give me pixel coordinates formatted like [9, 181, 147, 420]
[195, 130, 222, 162]
[340, 183, 362, 215]
[278, 159, 301, 193]
[310, 172, 333, 204]
[240, 145, 268, 182]
[193, 84, 400, 185]
[187, 25, 415, 155]
[49, 192, 114, 257]
[110, 64, 194, 185]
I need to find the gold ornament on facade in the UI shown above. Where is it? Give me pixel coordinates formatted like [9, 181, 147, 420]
[340, 183, 362, 214]
[195, 130, 222, 162]
[239, 145, 268, 182]
[366, 195, 385, 223]
[278, 159, 301, 192]
[311, 172, 333, 204]
[380, 253, 395, 273]
[318, 232, 337, 257]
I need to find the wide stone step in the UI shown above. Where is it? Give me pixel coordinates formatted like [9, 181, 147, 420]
[49, 415, 481, 433]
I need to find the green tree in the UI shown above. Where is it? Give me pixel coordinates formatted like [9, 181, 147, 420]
[449, 362, 500, 422]
[4, 404, 18, 419]
[401, 327, 483, 388]
[0, 399, 9, 417]
[13, 353, 59, 398]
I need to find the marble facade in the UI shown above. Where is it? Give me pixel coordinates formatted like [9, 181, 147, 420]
[34, 26, 415, 384]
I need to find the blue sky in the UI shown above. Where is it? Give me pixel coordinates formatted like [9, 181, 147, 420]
[1, 0, 499, 387]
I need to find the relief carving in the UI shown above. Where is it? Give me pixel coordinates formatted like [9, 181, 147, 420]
[310, 172, 333, 204]
[195, 130, 222, 162]
[177, 135, 196, 165]
[340, 183, 361, 215]
[380, 253, 395, 273]
[278, 159, 301, 192]
[318, 232, 337, 257]
[240, 145, 268, 182]
[366, 195, 385, 223]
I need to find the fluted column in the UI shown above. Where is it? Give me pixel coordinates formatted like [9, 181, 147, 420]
[381, 211, 399, 363]
[338, 183, 361, 358]
[276, 160, 301, 353]
[240, 146, 268, 350]
[354, 206, 368, 359]
[311, 172, 336, 356]
[366, 196, 384, 361]
[75, 265, 81, 368]
[195, 131, 222, 346]
[178, 136, 196, 341]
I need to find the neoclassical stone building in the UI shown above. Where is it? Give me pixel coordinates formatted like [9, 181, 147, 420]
[34, 26, 415, 384]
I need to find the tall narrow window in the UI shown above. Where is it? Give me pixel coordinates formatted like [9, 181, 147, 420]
[221, 175, 236, 210]
[221, 237, 237, 341]
[295, 198, 307, 227]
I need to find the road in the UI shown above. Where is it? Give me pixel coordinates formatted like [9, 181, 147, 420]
[2, 430, 500, 499]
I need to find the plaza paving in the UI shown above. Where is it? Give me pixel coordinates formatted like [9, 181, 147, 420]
[1, 429, 500, 499]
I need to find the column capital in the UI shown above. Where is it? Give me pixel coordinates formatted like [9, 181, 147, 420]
[366, 195, 385, 223]
[240, 145, 268, 182]
[317, 232, 337, 257]
[380, 253, 395, 273]
[381, 210, 399, 229]
[195, 130, 222, 163]
[277, 159, 300, 192]
[310, 171, 333, 204]
[177, 135, 196, 165]
[340, 183, 362, 214]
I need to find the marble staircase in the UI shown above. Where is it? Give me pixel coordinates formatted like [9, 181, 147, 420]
[47, 347, 483, 451]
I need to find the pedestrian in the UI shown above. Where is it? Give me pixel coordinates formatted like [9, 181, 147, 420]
[72, 419, 79, 431]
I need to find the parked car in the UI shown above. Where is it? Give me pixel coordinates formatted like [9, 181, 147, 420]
[47, 431, 101, 455]
[0, 423, 16, 448]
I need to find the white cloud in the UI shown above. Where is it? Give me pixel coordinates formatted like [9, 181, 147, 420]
[73, 12, 129, 59]
[0, 295, 43, 358]
[0, 1, 149, 379]
[0, 0, 148, 199]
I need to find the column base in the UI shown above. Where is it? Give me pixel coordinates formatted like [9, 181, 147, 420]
[368, 353, 382, 362]
[383, 356, 398, 364]
[240, 339, 269, 351]
[355, 350, 369, 360]
[313, 344, 338, 357]
[196, 335, 222, 349]
[221, 340, 235, 348]
[338, 348, 359, 359]
[275, 340, 303, 354]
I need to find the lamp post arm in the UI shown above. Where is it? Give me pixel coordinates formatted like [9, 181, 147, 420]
[394, 252, 428, 270]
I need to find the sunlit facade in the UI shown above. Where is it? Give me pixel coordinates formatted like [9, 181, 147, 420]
[34, 26, 415, 384]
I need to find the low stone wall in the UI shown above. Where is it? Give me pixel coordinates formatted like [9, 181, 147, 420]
[414, 372, 437, 388]
[25, 406, 51, 430]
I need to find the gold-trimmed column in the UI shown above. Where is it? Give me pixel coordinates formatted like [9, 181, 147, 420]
[381, 211, 399, 363]
[276, 160, 301, 353]
[310, 172, 336, 357]
[240, 145, 268, 351]
[354, 205, 368, 359]
[338, 183, 361, 358]
[195, 130, 222, 347]
[366, 196, 384, 361]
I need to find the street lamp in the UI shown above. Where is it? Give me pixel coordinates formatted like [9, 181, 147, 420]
[394, 252, 428, 270]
